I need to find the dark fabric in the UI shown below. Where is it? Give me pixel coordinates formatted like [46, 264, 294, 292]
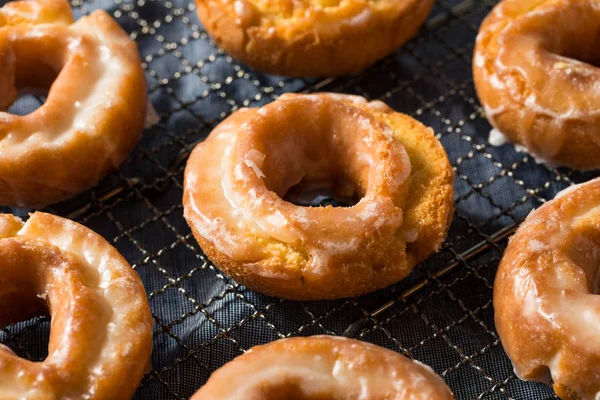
[1, 0, 597, 399]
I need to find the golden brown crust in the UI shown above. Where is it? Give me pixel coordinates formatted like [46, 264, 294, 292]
[0, 212, 153, 399]
[191, 336, 453, 399]
[494, 178, 600, 400]
[363, 106, 455, 264]
[183, 93, 454, 300]
[473, 0, 600, 170]
[0, 0, 146, 207]
[195, 0, 434, 77]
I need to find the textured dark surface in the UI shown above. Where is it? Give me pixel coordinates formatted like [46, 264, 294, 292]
[1, 0, 599, 398]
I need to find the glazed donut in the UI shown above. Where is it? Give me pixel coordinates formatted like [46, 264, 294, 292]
[191, 335, 453, 399]
[0, 212, 153, 399]
[0, 0, 147, 207]
[195, 0, 434, 77]
[473, 0, 600, 170]
[494, 177, 600, 400]
[183, 93, 454, 300]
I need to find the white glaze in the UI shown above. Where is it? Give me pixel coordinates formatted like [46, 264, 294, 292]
[488, 128, 509, 147]
[475, 0, 600, 167]
[193, 336, 453, 399]
[556, 180, 594, 199]
[498, 177, 600, 399]
[0, 212, 151, 399]
[344, 7, 373, 28]
[184, 94, 410, 274]
[0, 31, 124, 156]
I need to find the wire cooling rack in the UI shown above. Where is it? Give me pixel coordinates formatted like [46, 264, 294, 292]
[2, 0, 599, 398]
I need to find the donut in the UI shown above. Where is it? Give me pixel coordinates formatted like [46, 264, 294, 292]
[195, 0, 434, 77]
[494, 177, 600, 400]
[191, 335, 453, 399]
[0, 212, 153, 399]
[183, 93, 454, 300]
[473, 0, 600, 170]
[0, 0, 147, 207]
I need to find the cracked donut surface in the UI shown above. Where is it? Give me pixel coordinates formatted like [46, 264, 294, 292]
[495, 177, 600, 400]
[191, 336, 454, 399]
[183, 93, 454, 300]
[0, 0, 147, 207]
[195, 0, 434, 76]
[473, 0, 600, 169]
[0, 212, 153, 400]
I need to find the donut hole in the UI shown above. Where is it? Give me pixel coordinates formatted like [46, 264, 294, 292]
[0, 284, 50, 361]
[283, 177, 361, 207]
[7, 92, 48, 116]
[253, 380, 340, 400]
[256, 125, 372, 209]
[543, 4, 600, 68]
[565, 217, 600, 294]
[556, 35, 600, 69]
[240, 98, 388, 209]
[0, 33, 63, 113]
[4, 59, 57, 115]
[0, 316, 50, 362]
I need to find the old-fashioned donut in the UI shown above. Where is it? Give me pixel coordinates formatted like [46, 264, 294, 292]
[191, 336, 453, 399]
[183, 93, 454, 300]
[473, 0, 600, 169]
[0, 0, 147, 207]
[195, 0, 434, 77]
[495, 177, 600, 400]
[0, 212, 153, 399]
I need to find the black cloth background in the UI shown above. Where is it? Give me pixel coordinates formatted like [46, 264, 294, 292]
[1, 0, 597, 399]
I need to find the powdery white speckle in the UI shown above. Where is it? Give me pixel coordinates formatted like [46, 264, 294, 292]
[528, 240, 545, 252]
[474, 52, 486, 68]
[367, 100, 390, 112]
[244, 159, 265, 178]
[554, 179, 600, 199]
[234, 0, 250, 19]
[403, 229, 419, 243]
[346, 8, 372, 27]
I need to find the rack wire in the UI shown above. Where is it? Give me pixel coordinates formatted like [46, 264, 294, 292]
[1, 0, 598, 398]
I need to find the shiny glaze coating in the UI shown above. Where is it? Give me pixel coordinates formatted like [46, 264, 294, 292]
[191, 336, 454, 400]
[495, 177, 600, 400]
[0, 0, 147, 207]
[473, 0, 600, 169]
[183, 93, 454, 300]
[0, 212, 152, 399]
[195, 0, 434, 76]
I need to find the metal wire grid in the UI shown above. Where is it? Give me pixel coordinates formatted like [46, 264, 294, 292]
[1, 0, 598, 398]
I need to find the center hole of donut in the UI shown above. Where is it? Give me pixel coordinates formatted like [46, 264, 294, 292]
[283, 178, 361, 208]
[251, 98, 376, 208]
[7, 92, 48, 116]
[0, 316, 50, 362]
[0, 287, 51, 362]
[566, 222, 600, 294]
[560, 48, 600, 69]
[552, 13, 600, 68]
[3, 57, 58, 115]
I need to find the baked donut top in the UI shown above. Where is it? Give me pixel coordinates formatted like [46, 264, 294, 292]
[0, 0, 143, 156]
[0, 212, 152, 399]
[185, 93, 411, 276]
[192, 336, 454, 399]
[184, 92, 454, 299]
[494, 177, 600, 399]
[0, 0, 147, 207]
[475, 0, 600, 157]
[218, 0, 416, 38]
